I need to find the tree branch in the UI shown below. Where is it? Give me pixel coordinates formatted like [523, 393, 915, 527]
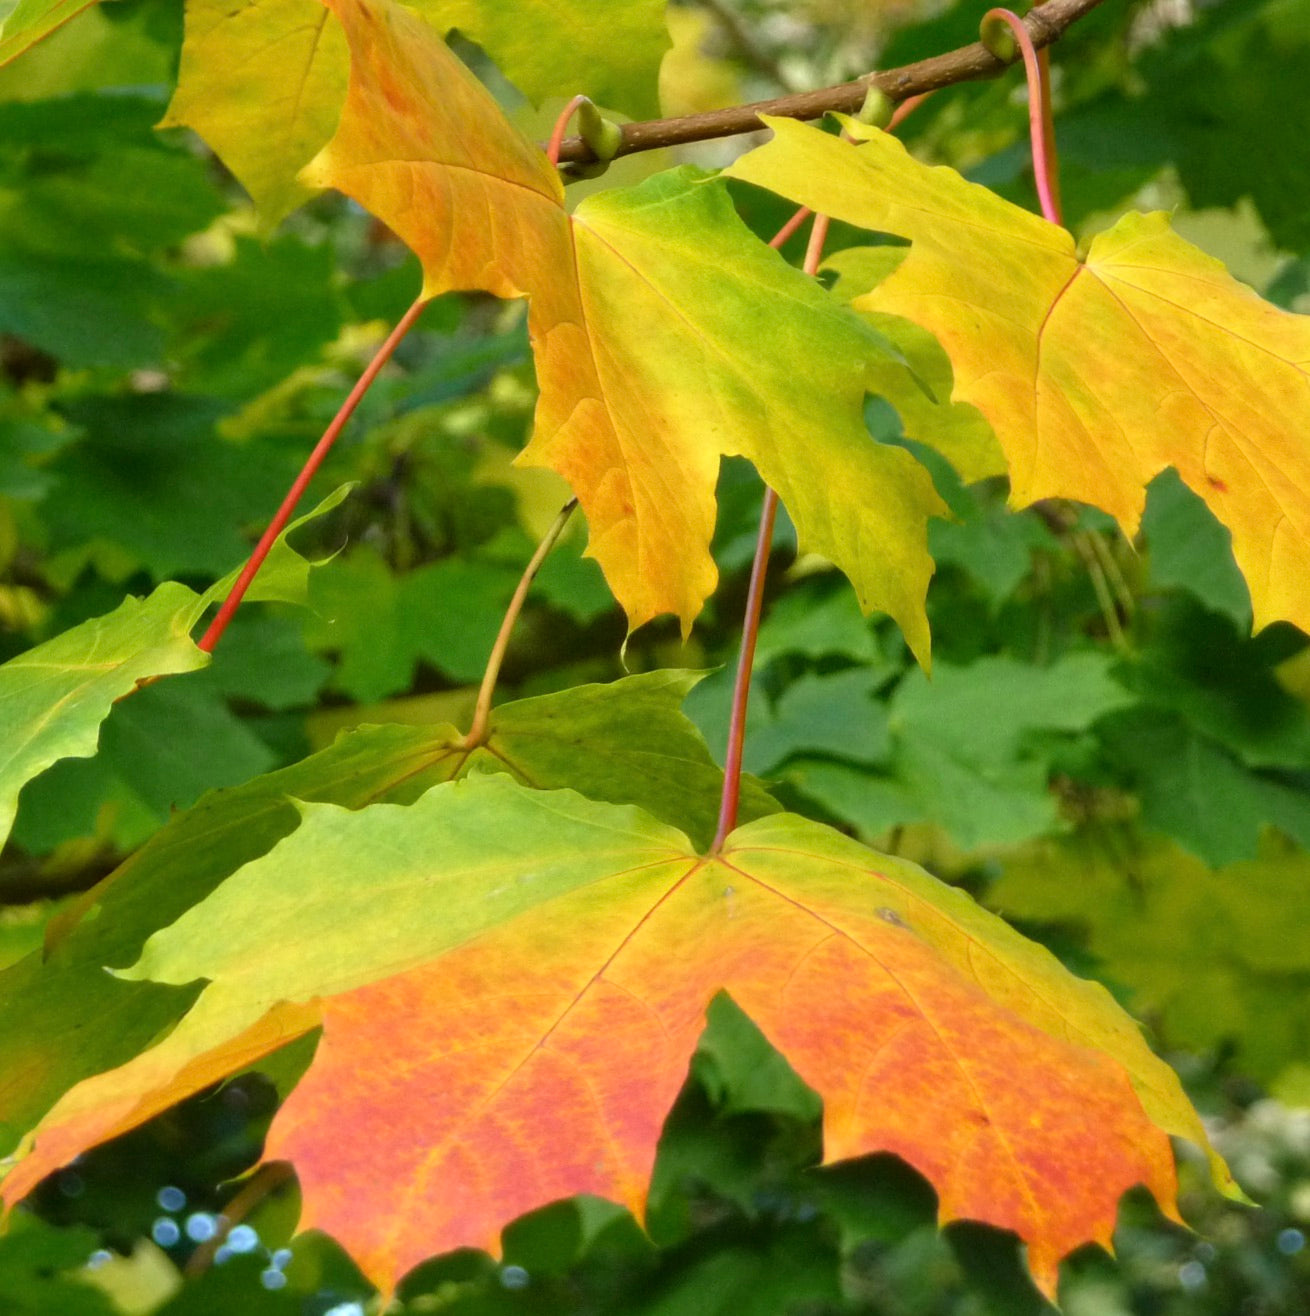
[556, 0, 1106, 164]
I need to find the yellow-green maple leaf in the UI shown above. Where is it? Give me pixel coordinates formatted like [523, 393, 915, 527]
[160, 0, 349, 227]
[301, 0, 961, 655]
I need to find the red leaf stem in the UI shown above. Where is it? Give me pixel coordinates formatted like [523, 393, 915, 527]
[711, 210, 832, 853]
[197, 295, 428, 654]
[547, 94, 591, 168]
[710, 485, 779, 854]
[769, 204, 813, 251]
[983, 8, 1063, 225]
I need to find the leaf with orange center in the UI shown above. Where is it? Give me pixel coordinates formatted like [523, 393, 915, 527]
[0, 670, 773, 1160]
[727, 117, 1310, 635]
[301, 0, 974, 656]
[4, 776, 1226, 1300]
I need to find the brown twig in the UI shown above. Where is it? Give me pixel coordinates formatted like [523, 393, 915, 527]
[183, 1161, 295, 1278]
[555, 0, 1105, 164]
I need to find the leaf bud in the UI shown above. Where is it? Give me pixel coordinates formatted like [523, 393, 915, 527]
[576, 98, 623, 165]
[980, 14, 1019, 63]
[855, 86, 895, 130]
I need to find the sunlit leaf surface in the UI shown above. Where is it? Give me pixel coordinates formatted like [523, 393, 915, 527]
[301, 0, 978, 656]
[0, 673, 771, 1152]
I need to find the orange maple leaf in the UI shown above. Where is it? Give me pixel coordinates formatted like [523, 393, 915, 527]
[4, 778, 1220, 1300]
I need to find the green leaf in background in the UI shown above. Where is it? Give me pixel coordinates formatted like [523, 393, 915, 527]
[1141, 469, 1251, 628]
[893, 740, 1055, 851]
[791, 654, 1133, 851]
[0, 1211, 119, 1316]
[204, 610, 331, 712]
[744, 668, 890, 776]
[889, 654, 1132, 847]
[625, 1226, 843, 1316]
[0, 254, 168, 368]
[306, 546, 519, 699]
[9, 484, 345, 854]
[752, 577, 883, 670]
[1098, 708, 1310, 867]
[12, 672, 278, 855]
[0, 121, 222, 254]
[0, 581, 207, 850]
[690, 991, 821, 1124]
[42, 394, 303, 582]
[1143, 0, 1310, 254]
[928, 495, 1057, 609]
[892, 652, 1134, 766]
[529, 535, 617, 624]
[1123, 597, 1310, 772]
[991, 832, 1310, 1102]
[168, 235, 345, 396]
[784, 759, 922, 841]
[0, 415, 69, 502]
[0, 93, 223, 365]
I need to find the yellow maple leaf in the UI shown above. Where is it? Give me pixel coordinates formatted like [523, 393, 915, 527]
[728, 117, 1310, 634]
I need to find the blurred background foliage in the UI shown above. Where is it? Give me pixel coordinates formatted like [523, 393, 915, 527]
[1, 0, 1308, 1310]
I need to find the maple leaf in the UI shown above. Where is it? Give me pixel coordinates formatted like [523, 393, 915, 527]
[727, 117, 1310, 636]
[299, 0, 977, 658]
[0, 482, 351, 852]
[0, 672, 773, 1154]
[160, 0, 350, 227]
[3, 775, 1227, 1300]
[160, 0, 665, 226]
[0, 582, 208, 850]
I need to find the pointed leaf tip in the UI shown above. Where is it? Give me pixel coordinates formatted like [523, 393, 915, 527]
[0, 583, 208, 850]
